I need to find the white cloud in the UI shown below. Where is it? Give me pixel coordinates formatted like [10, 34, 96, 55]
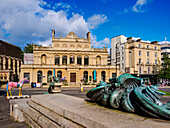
[37, 38, 52, 46]
[119, 0, 154, 14]
[87, 14, 108, 29]
[159, 41, 170, 45]
[91, 34, 110, 48]
[132, 0, 153, 12]
[0, 0, 108, 48]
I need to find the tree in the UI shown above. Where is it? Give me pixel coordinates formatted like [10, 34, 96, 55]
[21, 43, 33, 61]
[158, 53, 170, 81]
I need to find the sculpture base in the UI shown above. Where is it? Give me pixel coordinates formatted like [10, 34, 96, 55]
[7, 95, 30, 99]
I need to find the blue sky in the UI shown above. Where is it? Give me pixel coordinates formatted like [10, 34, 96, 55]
[0, 0, 169, 49]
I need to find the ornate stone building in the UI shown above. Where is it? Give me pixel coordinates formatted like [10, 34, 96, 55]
[0, 40, 22, 82]
[21, 31, 118, 85]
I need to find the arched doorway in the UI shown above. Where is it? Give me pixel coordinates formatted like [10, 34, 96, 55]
[101, 71, 106, 82]
[47, 70, 52, 83]
[57, 71, 62, 79]
[83, 71, 88, 82]
[37, 70, 42, 82]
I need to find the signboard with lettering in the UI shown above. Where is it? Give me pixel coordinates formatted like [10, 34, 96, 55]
[24, 53, 33, 64]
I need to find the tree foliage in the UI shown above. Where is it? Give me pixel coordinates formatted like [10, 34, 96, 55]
[21, 43, 33, 61]
[158, 53, 170, 80]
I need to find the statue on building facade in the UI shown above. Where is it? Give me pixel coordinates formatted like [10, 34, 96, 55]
[86, 73, 170, 119]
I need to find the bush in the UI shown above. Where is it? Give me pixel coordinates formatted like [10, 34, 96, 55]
[42, 83, 47, 85]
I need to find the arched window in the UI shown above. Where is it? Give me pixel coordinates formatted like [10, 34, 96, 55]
[62, 55, 67, 65]
[84, 71, 88, 81]
[37, 70, 42, 82]
[96, 56, 101, 65]
[70, 55, 74, 64]
[57, 71, 62, 79]
[84, 56, 89, 65]
[41, 54, 46, 64]
[77, 56, 82, 65]
[55, 55, 60, 65]
[101, 71, 105, 82]
[47, 70, 52, 83]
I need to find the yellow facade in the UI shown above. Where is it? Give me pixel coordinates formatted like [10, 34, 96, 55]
[124, 38, 161, 75]
[21, 31, 118, 86]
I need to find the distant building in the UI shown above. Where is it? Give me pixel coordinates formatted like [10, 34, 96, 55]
[0, 40, 22, 82]
[111, 36, 161, 84]
[21, 31, 118, 85]
[161, 43, 170, 59]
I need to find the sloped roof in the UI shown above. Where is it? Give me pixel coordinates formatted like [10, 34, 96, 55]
[0, 40, 22, 59]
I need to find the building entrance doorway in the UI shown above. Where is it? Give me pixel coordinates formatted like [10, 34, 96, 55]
[70, 73, 76, 82]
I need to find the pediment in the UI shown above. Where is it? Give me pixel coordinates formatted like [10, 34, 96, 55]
[65, 32, 78, 39]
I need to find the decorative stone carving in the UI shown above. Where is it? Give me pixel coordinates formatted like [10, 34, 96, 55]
[85, 45, 89, 48]
[62, 44, 67, 48]
[77, 45, 82, 48]
[70, 44, 75, 48]
[55, 44, 60, 47]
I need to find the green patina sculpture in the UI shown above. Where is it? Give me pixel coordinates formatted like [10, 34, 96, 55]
[86, 73, 170, 120]
[48, 76, 60, 93]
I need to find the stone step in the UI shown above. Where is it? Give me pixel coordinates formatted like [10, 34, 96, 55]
[10, 94, 170, 128]
[28, 100, 83, 128]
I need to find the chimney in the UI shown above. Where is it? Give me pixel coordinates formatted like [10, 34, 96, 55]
[127, 37, 132, 43]
[86, 32, 91, 40]
[52, 30, 55, 38]
[151, 41, 158, 44]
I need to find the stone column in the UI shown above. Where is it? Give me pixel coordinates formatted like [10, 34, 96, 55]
[67, 55, 69, 65]
[8, 57, 11, 70]
[75, 55, 77, 64]
[82, 55, 84, 65]
[60, 55, 62, 65]
[13, 59, 16, 72]
[16, 60, 19, 74]
[3, 56, 6, 70]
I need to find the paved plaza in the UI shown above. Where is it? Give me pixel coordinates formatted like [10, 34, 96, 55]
[0, 86, 170, 127]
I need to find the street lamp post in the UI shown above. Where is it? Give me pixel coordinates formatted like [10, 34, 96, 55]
[116, 44, 118, 77]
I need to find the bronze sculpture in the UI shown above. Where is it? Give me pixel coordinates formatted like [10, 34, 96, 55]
[86, 73, 170, 119]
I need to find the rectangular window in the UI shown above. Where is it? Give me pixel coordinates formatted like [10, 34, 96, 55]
[147, 45, 149, 49]
[139, 51, 141, 56]
[155, 52, 157, 57]
[139, 44, 141, 48]
[139, 58, 141, 64]
[155, 60, 157, 65]
[122, 63, 124, 69]
[147, 59, 149, 64]
[155, 46, 157, 50]
[147, 52, 149, 56]
[139, 67, 141, 74]
[148, 67, 150, 74]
